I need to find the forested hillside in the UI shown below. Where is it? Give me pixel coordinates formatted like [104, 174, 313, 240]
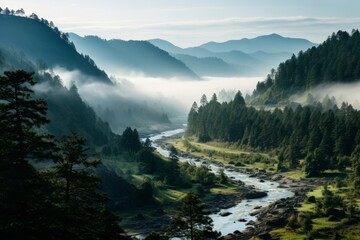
[187, 92, 360, 177]
[253, 30, 360, 102]
[0, 47, 114, 147]
[0, 13, 111, 84]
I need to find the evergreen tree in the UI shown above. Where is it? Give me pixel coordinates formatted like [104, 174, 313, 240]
[52, 133, 124, 240]
[200, 94, 208, 106]
[168, 193, 220, 240]
[0, 70, 56, 239]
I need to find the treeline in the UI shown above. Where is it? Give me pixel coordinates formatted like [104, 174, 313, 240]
[187, 92, 360, 177]
[0, 70, 131, 239]
[253, 30, 360, 101]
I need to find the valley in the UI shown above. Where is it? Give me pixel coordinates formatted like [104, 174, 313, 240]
[1, 2, 360, 240]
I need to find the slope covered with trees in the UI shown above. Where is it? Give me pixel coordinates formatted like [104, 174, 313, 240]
[187, 92, 360, 177]
[0, 47, 114, 147]
[253, 30, 360, 102]
[0, 12, 111, 84]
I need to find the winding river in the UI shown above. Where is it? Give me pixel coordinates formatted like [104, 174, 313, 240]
[147, 128, 294, 236]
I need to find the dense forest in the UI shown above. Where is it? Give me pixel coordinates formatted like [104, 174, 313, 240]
[253, 30, 360, 102]
[187, 92, 360, 178]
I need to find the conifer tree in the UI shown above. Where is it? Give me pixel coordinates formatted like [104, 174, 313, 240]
[168, 193, 220, 240]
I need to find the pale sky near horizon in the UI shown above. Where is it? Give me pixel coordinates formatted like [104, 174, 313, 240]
[1, 0, 360, 47]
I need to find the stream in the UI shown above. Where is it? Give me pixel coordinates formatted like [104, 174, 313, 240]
[147, 128, 294, 236]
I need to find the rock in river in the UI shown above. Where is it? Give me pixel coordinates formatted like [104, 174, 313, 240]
[243, 191, 268, 199]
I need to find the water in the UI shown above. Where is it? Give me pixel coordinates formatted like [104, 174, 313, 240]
[146, 128, 294, 236]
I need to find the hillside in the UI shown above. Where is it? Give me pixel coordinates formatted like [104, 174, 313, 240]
[0, 14, 111, 84]
[253, 30, 360, 102]
[200, 33, 316, 53]
[0, 47, 114, 147]
[69, 34, 199, 79]
[175, 54, 247, 77]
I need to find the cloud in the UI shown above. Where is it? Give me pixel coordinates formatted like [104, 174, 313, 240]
[58, 16, 360, 46]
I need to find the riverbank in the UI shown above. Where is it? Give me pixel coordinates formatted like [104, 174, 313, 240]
[159, 136, 329, 239]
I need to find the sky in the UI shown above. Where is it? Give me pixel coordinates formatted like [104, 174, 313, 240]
[2, 0, 360, 47]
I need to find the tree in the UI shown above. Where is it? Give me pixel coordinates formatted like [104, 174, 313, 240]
[0, 70, 56, 239]
[200, 94, 208, 106]
[168, 193, 220, 240]
[210, 93, 218, 102]
[121, 127, 141, 154]
[52, 133, 124, 240]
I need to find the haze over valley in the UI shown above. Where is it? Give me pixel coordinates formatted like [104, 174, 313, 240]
[1, 1, 360, 240]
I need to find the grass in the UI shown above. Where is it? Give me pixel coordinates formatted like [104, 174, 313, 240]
[270, 228, 306, 240]
[167, 137, 279, 173]
[270, 184, 360, 239]
[282, 169, 306, 179]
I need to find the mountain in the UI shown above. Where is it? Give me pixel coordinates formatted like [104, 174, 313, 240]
[0, 14, 111, 84]
[199, 34, 317, 53]
[69, 34, 199, 79]
[149, 38, 307, 77]
[0, 13, 178, 134]
[253, 30, 360, 103]
[174, 54, 245, 77]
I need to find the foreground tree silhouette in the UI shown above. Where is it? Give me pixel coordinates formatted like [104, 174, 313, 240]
[168, 193, 220, 240]
[53, 132, 126, 240]
[0, 70, 56, 239]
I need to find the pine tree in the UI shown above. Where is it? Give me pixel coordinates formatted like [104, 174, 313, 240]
[52, 133, 124, 240]
[0, 70, 56, 239]
[168, 193, 220, 240]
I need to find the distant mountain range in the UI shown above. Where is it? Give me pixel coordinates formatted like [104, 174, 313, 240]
[69, 33, 199, 79]
[199, 33, 316, 53]
[149, 35, 316, 77]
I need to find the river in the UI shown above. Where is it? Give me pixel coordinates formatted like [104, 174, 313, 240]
[147, 128, 294, 236]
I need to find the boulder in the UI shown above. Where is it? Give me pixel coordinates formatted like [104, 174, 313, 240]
[243, 191, 268, 199]
[220, 211, 232, 217]
[271, 174, 283, 181]
[307, 196, 316, 203]
[238, 218, 247, 222]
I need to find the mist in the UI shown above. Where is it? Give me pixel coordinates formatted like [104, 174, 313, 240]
[52, 67, 261, 133]
[111, 74, 262, 108]
[290, 81, 360, 109]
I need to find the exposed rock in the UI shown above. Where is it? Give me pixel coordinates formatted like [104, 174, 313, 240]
[254, 206, 262, 210]
[307, 196, 316, 203]
[220, 211, 232, 217]
[238, 218, 247, 222]
[243, 191, 268, 199]
[246, 220, 256, 226]
[250, 209, 262, 216]
[271, 174, 283, 181]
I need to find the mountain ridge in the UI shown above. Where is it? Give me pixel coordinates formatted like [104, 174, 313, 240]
[70, 33, 199, 79]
